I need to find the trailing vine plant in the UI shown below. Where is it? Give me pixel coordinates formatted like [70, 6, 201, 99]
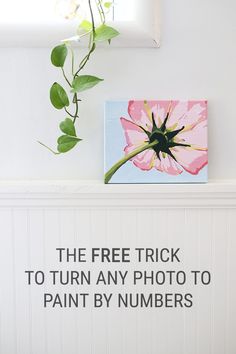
[39, 0, 119, 154]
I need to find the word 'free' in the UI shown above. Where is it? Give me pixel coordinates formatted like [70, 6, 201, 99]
[56, 248, 180, 263]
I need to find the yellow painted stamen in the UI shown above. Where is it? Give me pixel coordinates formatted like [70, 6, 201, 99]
[143, 100, 153, 122]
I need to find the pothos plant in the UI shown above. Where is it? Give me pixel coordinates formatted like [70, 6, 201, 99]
[40, 0, 119, 154]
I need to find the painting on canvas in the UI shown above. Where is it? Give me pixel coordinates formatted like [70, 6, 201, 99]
[104, 100, 208, 184]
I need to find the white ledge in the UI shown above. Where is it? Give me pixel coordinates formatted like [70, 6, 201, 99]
[0, 180, 235, 208]
[0, 179, 235, 192]
[0, 1, 160, 48]
[0, 21, 160, 48]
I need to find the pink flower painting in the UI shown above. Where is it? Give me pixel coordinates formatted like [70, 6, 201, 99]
[105, 100, 208, 184]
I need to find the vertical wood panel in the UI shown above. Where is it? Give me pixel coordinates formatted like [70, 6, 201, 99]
[211, 209, 228, 354]
[13, 210, 31, 354]
[183, 208, 199, 354]
[136, 209, 154, 354]
[90, 209, 109, 354]
[28, 210, 47, 354]
[106, 209, 123, 354]
[166, 209, 186, 354]
[196, 209, 213, 354]
[44, 210, 62, 354]
[0, 210, 17, 354]
[74, 209, 92, 354]
[150, 209, 169, 354]
[59, 210, 78, 354]
[120, 210, 138, 354]
[227, 210, 236, 354]
[0, 205, 235, 354]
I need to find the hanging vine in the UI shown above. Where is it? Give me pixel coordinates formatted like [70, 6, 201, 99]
[39, 0, 119, 154]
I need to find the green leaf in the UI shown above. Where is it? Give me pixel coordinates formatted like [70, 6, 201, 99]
[51, 44, 68, 67]
[95, 24, 119, 42]
[104, 2, 112, 9]
[79, 20, 92, 32]
[57, 135, 81, 153]
[50, 83, 69, 109]
[59, 118, 76, 136]
[71, 75, 103, 93]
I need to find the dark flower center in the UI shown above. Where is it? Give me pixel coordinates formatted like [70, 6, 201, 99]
[141, 111, 190, 161]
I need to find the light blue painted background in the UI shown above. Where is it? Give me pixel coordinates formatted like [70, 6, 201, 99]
[104, 101, 208, 184]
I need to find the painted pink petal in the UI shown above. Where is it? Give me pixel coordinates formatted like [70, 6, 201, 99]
[132, 149, 156, 171]
[177, 120, 207, 149]
[164, 101, 207, 131]
[178, 101, 207, 131]
[172, 147, 208, 175]
[128, 100, 160, 131]
[155, 153, 183, 175]
[182, 101, 207, 128]
[166, 101, 188, 130]
[120, 118, 148, 148]
[153, 101, 178, 129]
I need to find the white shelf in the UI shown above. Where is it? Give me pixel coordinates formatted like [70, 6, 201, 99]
[0, 180, 235, 208]
[0, 179, 235, 192]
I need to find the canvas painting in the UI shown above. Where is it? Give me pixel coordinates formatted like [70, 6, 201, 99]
[104, 100, 208, 184]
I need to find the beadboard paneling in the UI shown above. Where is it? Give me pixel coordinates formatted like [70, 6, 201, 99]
[0, 182, 235, 354]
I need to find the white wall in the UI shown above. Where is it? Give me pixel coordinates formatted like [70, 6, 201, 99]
[0, 0, 235, 180]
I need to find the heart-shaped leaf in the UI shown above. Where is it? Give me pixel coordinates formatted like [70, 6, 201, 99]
[50, 83, 69, 109]
[57, 135, 81, 153]
[51, 44, 68, 67]
[71, 75, 103, 93]
[95, 24, 119, 42]
[78, 20, 92, 32]
[104, 2, 112, 9]
[59, 118, 76, 136]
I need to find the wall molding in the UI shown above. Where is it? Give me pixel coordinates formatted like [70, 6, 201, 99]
[0, 180, 235, 208]
[0, 0, 160, 48]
